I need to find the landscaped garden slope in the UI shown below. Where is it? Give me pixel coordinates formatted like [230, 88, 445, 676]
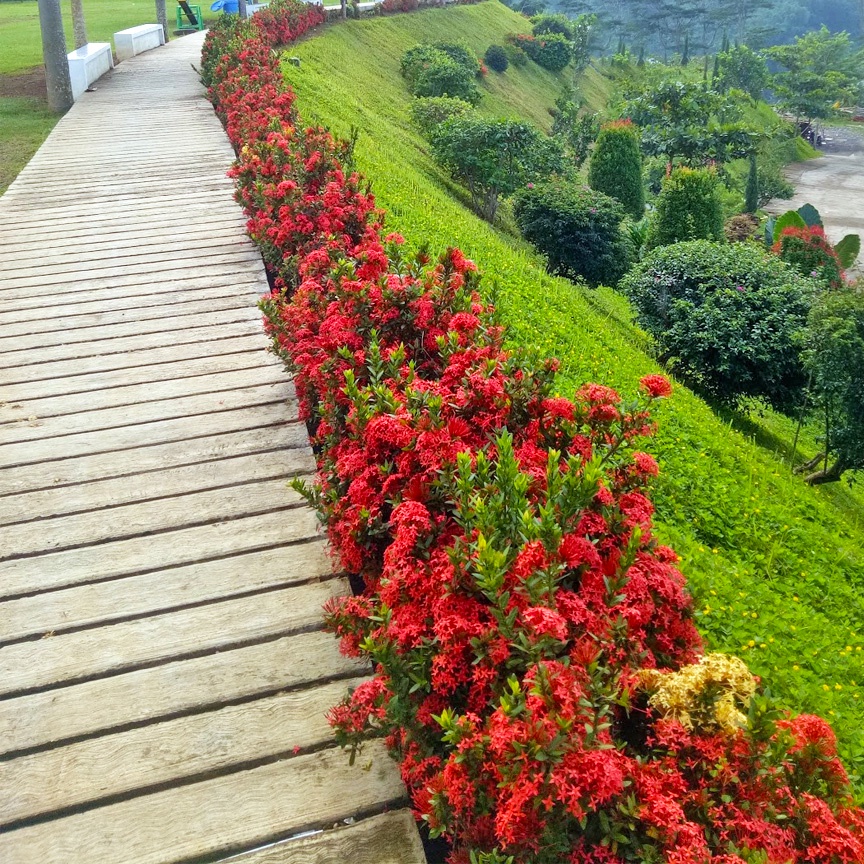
[281, 2, 864, 779]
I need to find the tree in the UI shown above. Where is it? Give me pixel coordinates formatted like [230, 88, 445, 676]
[766, 26, 863, 121]
[744, 154, 759, 213]
[798, 289, 864, 484]
[624, 81, 760, 167]
[588, 119, 644, 219]
[551, 95, 599, 168]
[431, 117, 564, 221]
[715, 45, 769, 101]
[71, 0, 87, 48]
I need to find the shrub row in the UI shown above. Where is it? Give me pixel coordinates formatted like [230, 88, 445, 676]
[203, 6, 864, 861]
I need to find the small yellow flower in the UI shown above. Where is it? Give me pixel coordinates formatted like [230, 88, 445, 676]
[835, 684, 843, 690]
[793, 596, 799, 602]
[793, 665, 800, 671]
[823, 684, 830, 691]
[748, 640, 756, 648]
[751, 612, 758, 619]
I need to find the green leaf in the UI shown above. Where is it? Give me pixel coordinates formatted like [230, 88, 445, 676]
[833, 233, 860, 269]
[772, 210, 807, 243]
[797, 202, 823, 228]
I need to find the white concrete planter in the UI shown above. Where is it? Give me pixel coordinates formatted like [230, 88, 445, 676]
[67, 43, 114, 101]
[114, 25, 166, 63]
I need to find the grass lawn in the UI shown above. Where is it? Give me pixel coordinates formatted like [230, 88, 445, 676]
[282, 1, 864, 785]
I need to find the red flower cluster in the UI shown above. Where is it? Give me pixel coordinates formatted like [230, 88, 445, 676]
[204, 8, 864, 862]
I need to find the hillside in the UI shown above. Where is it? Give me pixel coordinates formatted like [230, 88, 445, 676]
[281, 1, 864, 780]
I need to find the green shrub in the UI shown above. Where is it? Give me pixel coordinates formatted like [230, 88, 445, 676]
[513, 181, 632, 287]
[588, 119, 645, 220]
[621, 241, 812, 410]
[409, 95, 474, 137]
[512, 32, 572, 72]
[483, 44, 509, 73]
[530, 12, 574, 39]
[432, 116, 564, 221]
[400, 44, 481, 104]
[432, 40, 481, 77]
[502, 41, 527, 67]
[647, 166, 724, 248]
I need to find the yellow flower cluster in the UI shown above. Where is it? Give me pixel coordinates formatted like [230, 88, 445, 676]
[638, 653, 756, 735]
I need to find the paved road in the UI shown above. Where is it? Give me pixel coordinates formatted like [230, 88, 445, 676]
[766, 125, 864, 275]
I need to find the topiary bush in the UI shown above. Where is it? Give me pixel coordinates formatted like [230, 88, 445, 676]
[400, 43, 481, 104]
[513, 181, 632, 287]
[484, 44, 509, 73]
[410, 95, 474, 137]
[646, 166, 724, 248]
[530, 12, 574, 39]
[587, 119, 645, 220]
[620, 240, 813, 410]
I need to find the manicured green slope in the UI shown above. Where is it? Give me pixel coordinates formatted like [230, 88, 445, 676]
[283, 2, 864, 782]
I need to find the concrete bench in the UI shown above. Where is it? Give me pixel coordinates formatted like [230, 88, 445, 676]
[114, 24, 166, 62]
[67, 42, 114, 101]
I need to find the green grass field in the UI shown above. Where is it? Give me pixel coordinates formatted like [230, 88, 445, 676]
[282, 2, 864, 784]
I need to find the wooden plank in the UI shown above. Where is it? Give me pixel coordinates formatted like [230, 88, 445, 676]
[0, 627, 362, 755]
[0, 419, 305, 495]
[0, 382, 294, 455]
[0, 307, 258, 355]
[0, 679, 366, 826]
[0, 741, 404, 864]
[222, 810, 425, 864]
[0, 292, 254, 339]
[0, 321, 262, 369]
[0, 348, 276, 402]
[0, 285, 253, 327]
[0, 577, 340, 696]
[0, 509, 316, 599]
[0, 539, 329, 643]
[0, 445, 312, 526]
[0, 250, 261, 292]
[1, 334, 264, 385]
[0, 475, 311, 563]
[0, 363, 284, 424]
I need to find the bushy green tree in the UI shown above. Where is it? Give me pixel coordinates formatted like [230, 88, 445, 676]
[624, 81, 760, 166]
[431, 117, 564, 221]
[799, 289, 864, 484]
[551, 95, 599, 168]
[766, 27, 863, 121]
[621, 240, 813, 410]
[513, 181, 632, 286]
[484, 44, 509, 73]
[716, 45, 769, 101]
[515, 32, 573, 71]
[410, 96, 474, 138]
[588, 119, 645, 220]
[646, 166, 724, 248]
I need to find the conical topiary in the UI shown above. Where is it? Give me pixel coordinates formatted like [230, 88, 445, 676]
[588, 119, 645, 220]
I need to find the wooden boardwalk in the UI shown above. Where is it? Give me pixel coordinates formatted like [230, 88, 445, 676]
[0, 31, 424, 864]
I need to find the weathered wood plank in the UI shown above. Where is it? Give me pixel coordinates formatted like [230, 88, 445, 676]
[223, 810, 426, 864]
[0, 364, 284, 427]
[0, 446, 312, 526]
[0, 475, 311, 563]
[0, 678, 364, 826]
[0, 508, 318, 600]
[0, 539, 329, 643]
[0, 320, 261, 369]
[0, 741, 403, 864]
[0, 577, 340, 696]
[0, 419, 305, 495]
[0, 626, 361, 756]
[0, 382, 294, 455]
[1, 334, 264, 385]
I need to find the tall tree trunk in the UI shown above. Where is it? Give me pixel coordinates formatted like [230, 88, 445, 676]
[239, 0, 248, 19]
[70, 0, 87, 49]
[155, 0, 169, 43]
[340, 0, 347, 19]
[37, 0, 74, 112]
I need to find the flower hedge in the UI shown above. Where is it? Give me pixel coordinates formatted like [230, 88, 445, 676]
[202, 4, 864, 861]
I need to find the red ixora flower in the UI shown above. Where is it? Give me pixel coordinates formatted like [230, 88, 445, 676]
[640, 374, 673, 398]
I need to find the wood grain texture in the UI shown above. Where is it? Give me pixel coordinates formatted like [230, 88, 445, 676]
[0, 741, 405, 864]
[224, 810, 426, 864]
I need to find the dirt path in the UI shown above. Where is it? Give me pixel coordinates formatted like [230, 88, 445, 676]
[766, 125, 864, 275]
